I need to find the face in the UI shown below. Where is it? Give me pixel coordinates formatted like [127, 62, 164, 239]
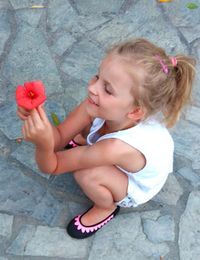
[86, 54, 138, 122]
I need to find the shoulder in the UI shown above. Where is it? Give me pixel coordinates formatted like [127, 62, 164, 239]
[95, 138, 146, 172]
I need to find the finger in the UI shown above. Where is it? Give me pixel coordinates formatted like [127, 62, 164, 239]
[30, 108, 42, 125]
[16, 110, 29, 120]
[22, 125, 26, 139]
[27, 115, 35, 129]
[17, 106, 31, 115]
[22, 122, 28, 140]
[37, 105, 49, 123]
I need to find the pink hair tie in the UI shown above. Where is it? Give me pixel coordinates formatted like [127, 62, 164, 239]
[171, 57, 177, 67]
[155, 55, 168, 74]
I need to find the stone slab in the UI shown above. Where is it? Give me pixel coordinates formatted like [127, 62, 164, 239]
[11, 142, 49, 179]
[178, 167, 200, 187]
[76, 0, 124, 14]
[89, 212, 169, 260]
[0, 158, 46, 216]
[47, 0, 83, 37]
[0, 102, 22, 140]
[2, 25, 62, 96]
[153, 173, 183, 205]
[51, 33, 76, 57]
[171, 119, 200, 169]
[61, 39, 104, 83]
[10, 0, 44, 9]
[162, 0, 200, 42]
[0, 10, 11, 56]
[0, 213, 13, 238]
[179, 191, 200, 260]
[7, 224, 90, 258]
[143, 215, 175, 243]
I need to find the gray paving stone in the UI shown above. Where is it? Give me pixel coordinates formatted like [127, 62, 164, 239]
[171, 119, 200, 169]
[0, 9, 11, 56]
[141, 210, 161, 221]
[0, 77, 8, 105]
[68, 201, 91, 219]
[177, 167, 200, 187]
[179, 191, 200, 260]
[0, 131, 10, 157]
[0, 0, 10, 9]
[185, 106, 200, 126]
[0, 102, 21, 140]
[90, 1, 186, 55]
[0, 158, 46, 216]
[79, 15, 111, 31]
[31, 192, 68, 226]
[153, 173, 183, 205]
[2, 24, 62, 96]
[162, 0, 200, 43]
[142, 215, 175, 243]
[61, 39, 104, 83]
[76, 0, 124, 14]
[45, 100, 66, 125]
[50, 173, 87, 199]
[7, 224, 90, 257]
[47, 0, 84, 36]
[10, 0, 44, 9]
[50, 33, 76, 56]
[89, 213, 169, 260]
[11, 142, 50, 179]
[63, 76, 87, 103]
[0, 213, 13, 238]
[15, 8, 44, 28]
[6, 225, 36, 255]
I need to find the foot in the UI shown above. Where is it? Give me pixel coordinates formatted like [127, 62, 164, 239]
[81, 205, 117, 226]
[66, 205, 120, 239]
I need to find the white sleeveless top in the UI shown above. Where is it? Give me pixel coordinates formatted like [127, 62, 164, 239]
[87, 117, 174, 207]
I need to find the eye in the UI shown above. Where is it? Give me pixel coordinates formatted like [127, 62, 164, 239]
[104, 85, 112, 95]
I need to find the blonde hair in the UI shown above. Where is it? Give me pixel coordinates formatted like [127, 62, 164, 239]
[107, 38, 196, 128]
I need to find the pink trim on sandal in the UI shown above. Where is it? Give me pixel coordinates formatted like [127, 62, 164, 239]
[74, 214, 114, 233]
[68, 140, 79, 148]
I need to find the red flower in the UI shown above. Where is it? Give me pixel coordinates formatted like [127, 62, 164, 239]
[16, 81, 46, 110]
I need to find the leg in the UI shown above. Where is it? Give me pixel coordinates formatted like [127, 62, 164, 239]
[65, 124, 91, 148]
[73, 165, 128, 225]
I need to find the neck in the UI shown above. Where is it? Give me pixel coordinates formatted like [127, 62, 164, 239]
[104, 119, 138, 133]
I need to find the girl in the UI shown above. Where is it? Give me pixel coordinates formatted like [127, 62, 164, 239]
[17, 38, 196, 239]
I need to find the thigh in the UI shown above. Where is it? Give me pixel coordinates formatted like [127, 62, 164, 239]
[74, 165, 128, 202]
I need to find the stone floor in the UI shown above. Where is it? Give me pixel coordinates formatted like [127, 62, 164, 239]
[0, 0, 200, 259]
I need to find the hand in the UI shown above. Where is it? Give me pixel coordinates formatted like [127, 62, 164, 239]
[17, 106, 31, 120]
[22, 105, 54, 150]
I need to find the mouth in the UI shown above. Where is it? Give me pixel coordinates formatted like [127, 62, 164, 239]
[88, 97, 99, 106]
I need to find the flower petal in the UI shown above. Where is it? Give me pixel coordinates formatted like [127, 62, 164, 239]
[16, 81, 46, 110]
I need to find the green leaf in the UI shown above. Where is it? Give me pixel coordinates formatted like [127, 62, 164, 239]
[186, 2, 198, 9]
[51, 112, 61, 126]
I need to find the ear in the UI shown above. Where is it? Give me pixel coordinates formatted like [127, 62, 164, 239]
[127, 106, 145, 121]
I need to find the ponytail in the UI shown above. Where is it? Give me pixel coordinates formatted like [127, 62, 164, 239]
[164, 55, 196, 127]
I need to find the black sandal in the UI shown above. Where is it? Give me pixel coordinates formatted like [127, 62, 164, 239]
[66, 206, 120, 239]
[64, 139, 82, 150]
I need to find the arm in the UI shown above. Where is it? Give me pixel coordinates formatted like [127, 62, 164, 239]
[36, 138, 145, 175]
[19, 99, 93, 151]
[53, 98, 92, 151]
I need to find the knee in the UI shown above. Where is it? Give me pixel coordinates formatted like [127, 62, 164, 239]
[73, 168, 100, 185]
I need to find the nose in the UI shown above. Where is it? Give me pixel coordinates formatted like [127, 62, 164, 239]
[88, 76, 98, 95]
